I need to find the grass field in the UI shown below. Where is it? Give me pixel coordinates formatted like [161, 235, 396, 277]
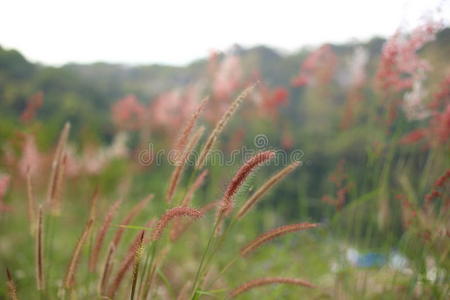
[0, 17, 449, 300]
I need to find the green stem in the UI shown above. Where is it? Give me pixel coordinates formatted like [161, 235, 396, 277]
[190, 216, 221, 299]
[140, 241, 158, 299]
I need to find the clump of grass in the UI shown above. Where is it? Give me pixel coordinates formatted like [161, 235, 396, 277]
[5, 86, 321, 299]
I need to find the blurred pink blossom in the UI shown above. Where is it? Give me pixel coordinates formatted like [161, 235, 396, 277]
[151, 90, 183, 127]
[291, 44, 337, 87]
[400, 104, 450, 146]
[18, 134, 42, 178]
[112, 95, 146, 130]
[400, 129, 427, 144]
[254, 84, 289, 117]
[151, 86, 200, 132]
[21, 91, 44, 123]
[376, 21, 441, 92]
[213, 54, 243, 100]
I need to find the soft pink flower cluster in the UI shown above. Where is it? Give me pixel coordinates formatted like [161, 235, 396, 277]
[212, 54, 243, 101]
[401, 103, 450, 147]
[18, 134, 42, 178]
[112, 87, 200, 134]
[377, 22, 441, 92]
[111, 95, 146, 130]
[291, 44, 338, 87]
[253, 84, 289, 117]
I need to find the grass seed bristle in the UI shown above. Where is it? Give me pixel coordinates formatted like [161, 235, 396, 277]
[64, 218, 94, 288]
[89, 198, 122, 272]
[240, 223, 319, 256]
[237, 161, 301, 219]
[166, 126, 205, 203]
[196, 84, 256, 169]
[46, 122, 70, 213]
[219, 151, 275, 217]
[99, 243, 116, 296]
[173, 96, 209, 162]
[152, 207, 202, 241]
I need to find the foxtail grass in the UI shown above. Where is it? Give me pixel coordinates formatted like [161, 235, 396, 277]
[6, 267, 19, 300]
[89, 198, 122, 272]
[170, 201, 218, 241]
[99, 243, 116, 296]
[191, 150, 275, 298]
[46, 122, 70, 214]
[229, 277, 316, 297]
[173, 96, 209, 162]
[237, 161, 301, 219]
[64, 218, 94, 289]
[196, 84, 256, 169]
[35, 206, 44, 291]
[219, 151, 275, 217]
[166, 127, 205, 203]
[25, 165, 36, 234]
[130, 232, 145, 300]
[152, 206, 202, 241]
[106, 230, 145, 299]
[240, 223, 319, 257]
[88, 186, 99, 220]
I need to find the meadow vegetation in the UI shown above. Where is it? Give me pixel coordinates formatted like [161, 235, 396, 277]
[0, 19, 449, 299]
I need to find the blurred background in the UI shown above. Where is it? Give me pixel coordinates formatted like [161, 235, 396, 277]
[0, 0, 449, 299]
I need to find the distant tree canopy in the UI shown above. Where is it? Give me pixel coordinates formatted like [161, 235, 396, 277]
[0, 28, 449, 145]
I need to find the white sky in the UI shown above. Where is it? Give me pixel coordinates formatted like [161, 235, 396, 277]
[1, 0, 448, 66]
